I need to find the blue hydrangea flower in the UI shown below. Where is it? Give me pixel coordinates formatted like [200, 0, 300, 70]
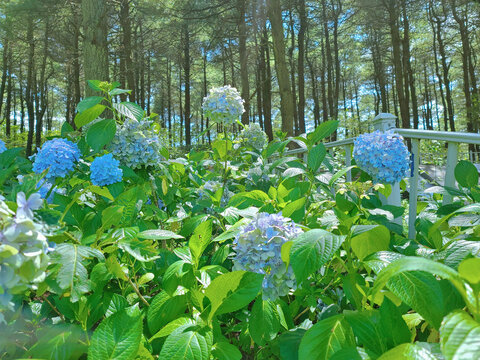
[32, 138, 80, 180]
[232, 212, 303, 301]
[36, 181, 65, 204]
[109, 120, 163, 169]
[240, 123, 268, 150]
[198, 180, 232, 207]
[353, 130, 410, 184]
[0, 139, 7, 154]
[90, 153, 123, 187]
[202, 86, 245, 125]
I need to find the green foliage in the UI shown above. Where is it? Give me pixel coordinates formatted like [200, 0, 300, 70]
[2, 85, 480, 360]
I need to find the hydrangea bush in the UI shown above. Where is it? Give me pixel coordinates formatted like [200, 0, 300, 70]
[90, 153, 123, 186]
[353, 130, 410, 184]
[239, 123, 268, 150]
[202, 85, 245, 125]
[2, 83, 477, 360]
[232, 212, 303, 301]
[32, 138, 80, 179]
[109, 119, 163, 169]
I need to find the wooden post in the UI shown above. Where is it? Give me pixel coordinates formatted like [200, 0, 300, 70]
[443, 142, 459, 205]
[344, 144, 352, 182]
[408, 138, 420, 239]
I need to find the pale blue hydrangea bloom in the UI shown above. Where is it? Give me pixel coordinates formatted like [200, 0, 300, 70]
[36, 181, 66, 204]
[240, 123, 268, 150]
[90, 153, 123, 187]
[202, 85, 245, 125]
[16, 192, 42, 219]
[32, 138, 80, 179]
[353, 130, 410, 184]
[0, 139, 6, 154]
[109, 120, 163, 169]
[232, 212, 303, 301]
[198, 180, 232, 207]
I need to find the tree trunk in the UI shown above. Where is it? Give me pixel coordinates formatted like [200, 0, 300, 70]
[297, 0, 306, 133]
[402, 0, 418, 129]
[183, 24, 191, 146]
[386, 0, 409, 128]
[238, 0, 250, 125]
[120, 0, 136, 102]
[267, 0, 294, 137]
[26, 16, 36, 156]
[82, 0, 109, 95]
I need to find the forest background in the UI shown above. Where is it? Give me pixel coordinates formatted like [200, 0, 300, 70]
[0, 0, 479, 157]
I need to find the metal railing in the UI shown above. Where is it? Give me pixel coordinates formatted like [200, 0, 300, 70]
[284, 115, 480, 239]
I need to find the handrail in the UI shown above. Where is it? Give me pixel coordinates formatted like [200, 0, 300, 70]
[282, 126, 480, 240]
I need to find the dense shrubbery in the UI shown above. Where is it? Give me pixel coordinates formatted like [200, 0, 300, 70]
[1, 81, 480, 359]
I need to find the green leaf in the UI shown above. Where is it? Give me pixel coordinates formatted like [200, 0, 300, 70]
[249, 298, 280, 346]
[74, 104, 106, 128]
[211, 342, 242, 360]
[86, 119, 116, 152]
[76, 96, 104, 113]
[440, 310, 480, 360]
[298, 315, 355, 360]
[159, 323, 213, 360]
[290, 229, 345, 283]
[458, 258, 480, 284]
[87, 80, 103, 91]
[307, 144, 327, 173]
[371, 257, 472, 329]
[307, 120, 339, 145]
[88, 309, 142, 360]
[61, 122, 74, 137]
[109, 88, 131, 96]
[149, 317, 195, 342]
[137, 229, 185, 240]
[212, 138, 233, 160]
[377, 343, 437, 360]
[147, 291, 188, 335]
[102, 205, 124, 229]
[278, 328, 306, 360]
[282, 197, 306, 223]
[351, 225, 390, 261]
[455, 160, 479, 188]
[50, 243, 104, 302]
[189, 220, 212, 267]
[204, 271, 263, 320]
[113, 102, 145, 121]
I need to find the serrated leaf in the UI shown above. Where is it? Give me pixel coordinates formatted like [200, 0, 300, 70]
[88, 309, 142, 360]
[147, 291, 188, 335]
[74, 104, 106, 128]
[159, 323, 213, 360]
[249, 298, 280, 346]
[204, 271, 263, 321]
[76, 96, 104, 113]
[298, 315, 355, 360]
[307, 144, 327, 173]
[290, 229, 345, 283]
[211, 342, 242, 360]
[351, 225, 390, 261]
[440, 310, 480, 360]
[50, 243, 104, 302]
[377, 343, 437, 359]
[189, 220, 212, 267]
[113, 102, 145, 121]
[86, 119, 116, 152]
[138, 229, 185, 240]
[307, 120, 339, 145]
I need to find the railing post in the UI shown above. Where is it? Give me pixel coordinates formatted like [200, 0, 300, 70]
[443, 142, 459, 205]
[408, 139, 420, 239]
[344, 144, 352, 182]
